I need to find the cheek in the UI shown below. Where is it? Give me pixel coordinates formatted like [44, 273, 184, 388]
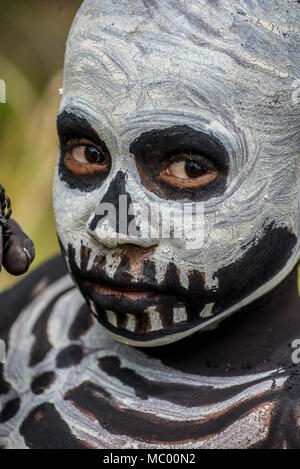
[212, 224, 297, 313]
[53, 174, 99, 245]
[159, 220, 297, 315]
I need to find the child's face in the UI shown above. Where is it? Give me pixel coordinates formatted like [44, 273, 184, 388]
[53, 0, 299, 346]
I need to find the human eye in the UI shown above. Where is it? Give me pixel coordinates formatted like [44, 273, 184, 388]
[63, 138, 110, 177]
[158, 153, 219, 189]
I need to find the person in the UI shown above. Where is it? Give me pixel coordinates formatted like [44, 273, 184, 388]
[0, 0, 299, 449]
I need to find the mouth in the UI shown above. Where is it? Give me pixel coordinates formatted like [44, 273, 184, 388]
[84, 280, 155, 300]
[73, 274, 214, 347]
[67, 243, 215, 346]
[76, 265, 189, 304]
[81, 275, 179, 314]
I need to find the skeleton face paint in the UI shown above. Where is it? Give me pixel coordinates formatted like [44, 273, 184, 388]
[53, 0, 300, 347]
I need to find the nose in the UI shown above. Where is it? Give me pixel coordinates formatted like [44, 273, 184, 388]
[86, 170, 158, 249]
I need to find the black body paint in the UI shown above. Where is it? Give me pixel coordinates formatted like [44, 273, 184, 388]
[88, 170, 135, 234]
[1, 255, 299, 448]
[31, 372, 56, 395]
[98, 355, 282, 407]
[69, 304, 94, 340]
[0, 398, 20, 423]
[64, 379, 279, 443]
[20, 403, 88, 449]
[56, 345, 84, 369]
[212, 223, 297, 314]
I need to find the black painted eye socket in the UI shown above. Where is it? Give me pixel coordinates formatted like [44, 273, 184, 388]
[57, 111, 112, 191]
[130, 125, 229, 201]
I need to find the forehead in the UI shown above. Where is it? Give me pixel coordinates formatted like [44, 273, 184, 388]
[61, 0, 299, 142]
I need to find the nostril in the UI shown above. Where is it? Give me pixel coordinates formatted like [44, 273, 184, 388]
[117, 235, 159, 248]
[117, 244, 153, 252]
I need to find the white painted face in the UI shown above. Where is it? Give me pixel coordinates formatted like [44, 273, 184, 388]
[53, 0, 300, 347]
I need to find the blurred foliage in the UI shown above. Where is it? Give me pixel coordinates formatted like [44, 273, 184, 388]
[0, 0, 82, 291]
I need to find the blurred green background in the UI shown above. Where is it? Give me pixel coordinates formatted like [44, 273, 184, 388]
[0, 0, 82, 291]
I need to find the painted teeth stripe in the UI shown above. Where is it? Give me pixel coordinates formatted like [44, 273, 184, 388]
[147, 308, 164, 332]
[125, 314, 136, 332]
[89, 300, 98, 316]
[173, 306, 187, 323]
[106, 310, 118, 327]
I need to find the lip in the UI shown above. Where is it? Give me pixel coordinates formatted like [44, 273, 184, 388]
[72, 268, 213, 342]
[81, 276, 196, 342]
[78, 271, 185, 319]
[84, 280, 154, 301]
[75, 267, 186, 300]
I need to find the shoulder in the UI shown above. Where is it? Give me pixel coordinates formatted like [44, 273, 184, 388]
[0, 255, 68, 338]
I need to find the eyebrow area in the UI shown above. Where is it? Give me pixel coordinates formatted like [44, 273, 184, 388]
[57, 111, 102, 146]
[129, 125, 229, 170]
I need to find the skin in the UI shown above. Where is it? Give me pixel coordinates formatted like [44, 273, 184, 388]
[53, 0, 300, 346]
[0, 0, 299, 450]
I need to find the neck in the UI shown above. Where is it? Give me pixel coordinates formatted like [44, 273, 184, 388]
[142, 264, 300, 376]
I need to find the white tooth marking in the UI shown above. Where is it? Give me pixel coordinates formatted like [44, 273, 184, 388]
[106, 310, 118, 327]
[200, 303, 215, 318]
[179, 270, 189, 289]
[104, 251, 123, 278]
[155, 261, 169, 285]
[126, 314, 136, 332]
[205, 276, 219, 291]
[146, 306, 163, 332]
[74, 247, 82, 272]
[89, 300, 97, 316]
[173, 306, 187, 323]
